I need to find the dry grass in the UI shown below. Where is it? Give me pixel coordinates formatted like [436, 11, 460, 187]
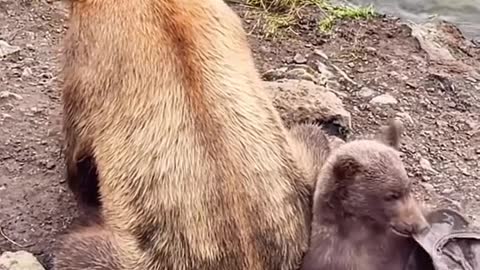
[244, 0, 377, 36]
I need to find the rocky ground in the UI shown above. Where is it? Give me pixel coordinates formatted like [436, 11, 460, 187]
[0, 0, 479, 269]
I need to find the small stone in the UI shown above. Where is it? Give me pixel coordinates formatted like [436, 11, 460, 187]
[441, 188, 454, 195]
[421, 175, 431, 182]
[369, 93, 398, 105]
[25, 44, 35, 51]
[1, 113, 13, 120]
[347, 62, 355, 68]
[466, 77, 477, 83]
[313, 49, 328, 59]
[447, 101, 456, 108]
[258, 46, 270, 54]
[436, 120, 448, 127]
[46, 162, 56, 170]
[421, 183, 435, 193]
[0, 91, 23, 100]
[30, 107, 42, 114]
[22, 68, 33, 78]
[0, 251, 45, 270]
[419, 158, 435, 172]
[358, 87, 375, 98]
[293, 53, 307, 64]
[0, 40, 21, 57]
[458, 166, 471, 176]
[465, 120, 478, 130]
[406, 81, 418, 89]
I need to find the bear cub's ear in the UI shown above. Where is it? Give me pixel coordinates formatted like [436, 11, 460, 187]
[375, 118, 404, 150]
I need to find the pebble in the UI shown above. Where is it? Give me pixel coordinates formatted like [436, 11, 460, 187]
[22, 67, 33, 78]
[0, 40, 21, 58]
[0, 91, 23, 100]
[293, 53, 307, 64]
[466, 77, 477, 83]
[45, 162, 56, 170]
[258, 46, 270, 54]
[1, 113, 13, 120]
[358, 87, 375, 98]
[442, 188, 454, 195]
[369, 93, 398, 105]
[436, 120, 448, 127]
[421, 183, 435, 193]
[405, 81, 418, 89]
[419, 158, 436, 173]
[0, 251, 45, 270]
[25, 44, 35, 51]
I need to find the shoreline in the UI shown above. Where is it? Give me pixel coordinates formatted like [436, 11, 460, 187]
[337, 0, 480, 41]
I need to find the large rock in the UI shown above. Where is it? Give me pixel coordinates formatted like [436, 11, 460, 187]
[0, 251, 44, 270]
[409, 20, 480, 79]
[263, 78, 351, 138]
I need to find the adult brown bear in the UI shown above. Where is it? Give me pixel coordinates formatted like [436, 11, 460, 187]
[54, 0, 311, 269]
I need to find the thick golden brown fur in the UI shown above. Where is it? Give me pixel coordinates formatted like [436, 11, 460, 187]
[300, 119, 430, 270]
[55, 0, 311, 269]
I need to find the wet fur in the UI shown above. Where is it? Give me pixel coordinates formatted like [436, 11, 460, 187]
[301, 119, 429, 270]
[55, 0, 311, 269]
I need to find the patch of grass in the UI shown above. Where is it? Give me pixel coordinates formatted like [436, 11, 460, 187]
[263, 13, 297, 36]
[245, 0, 307, 37]
[246, 0, 305, 12]
[245, 0, 377, 36]
[319, 4, 376, 32]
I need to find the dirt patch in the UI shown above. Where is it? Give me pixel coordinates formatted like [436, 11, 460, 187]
[0, 1, 75, 267]
[0, 1, 478, 269]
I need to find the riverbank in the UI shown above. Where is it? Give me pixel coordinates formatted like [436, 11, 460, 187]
[347, 0, 480, 41]
[0, 0, 479, 269]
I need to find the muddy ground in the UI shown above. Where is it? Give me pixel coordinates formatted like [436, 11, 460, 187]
[0, 0, 479, 268]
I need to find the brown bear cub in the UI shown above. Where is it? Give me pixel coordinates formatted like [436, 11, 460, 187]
[301, 119, 430, 270]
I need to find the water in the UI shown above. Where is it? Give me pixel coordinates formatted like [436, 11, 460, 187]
[347, 0, 480, 40]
